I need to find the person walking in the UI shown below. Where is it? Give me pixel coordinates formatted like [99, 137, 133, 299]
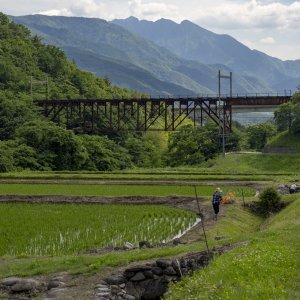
[212, 188, 223, 220]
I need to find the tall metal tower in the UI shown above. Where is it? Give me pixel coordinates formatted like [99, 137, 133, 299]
[218, 70, 233, 157]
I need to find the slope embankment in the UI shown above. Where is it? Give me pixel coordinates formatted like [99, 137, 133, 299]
[165, 195, 300, 299]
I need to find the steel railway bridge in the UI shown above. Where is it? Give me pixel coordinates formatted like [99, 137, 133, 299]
[36, 94, 292, 133]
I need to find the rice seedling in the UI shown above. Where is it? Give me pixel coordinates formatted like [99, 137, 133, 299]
[0, 203, 196, 256]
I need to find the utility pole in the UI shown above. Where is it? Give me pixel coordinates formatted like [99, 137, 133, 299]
[218, 70, 232, 158]
[29, 76, 49, 100]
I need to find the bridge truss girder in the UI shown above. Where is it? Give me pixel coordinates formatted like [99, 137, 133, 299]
[37, 98, 231, 132]
[36, 95, 291, 133]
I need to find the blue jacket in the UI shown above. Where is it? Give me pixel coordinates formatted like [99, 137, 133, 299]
[212, 191, 222, 205]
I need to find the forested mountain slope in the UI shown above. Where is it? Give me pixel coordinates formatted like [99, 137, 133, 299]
[0, 12, 142, 172]
[113, 17, 300, 92]
[12, 14, 271, 96]
[0, 12, 224, 172]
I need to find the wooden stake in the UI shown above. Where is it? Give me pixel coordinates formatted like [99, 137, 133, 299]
[194, 186, 210, 254]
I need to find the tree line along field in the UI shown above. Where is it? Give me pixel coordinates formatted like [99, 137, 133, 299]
[2, 151, 300, 183]
[0, 183, 255, 197]
[0, 203, 196, 256]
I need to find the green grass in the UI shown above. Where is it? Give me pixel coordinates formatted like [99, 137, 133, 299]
[165, 195, 300, 300]
[0, 172, 275, 182]
[206, 203, 262, 241]
[0, 184, 255, 197]
[268, 131, 300, 152]
[0, 203, 195, 256]
[207, 153, 300, 174]
[1, 154, 299, 184]
[0, 242, 204, 278]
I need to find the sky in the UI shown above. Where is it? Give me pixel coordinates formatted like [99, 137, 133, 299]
[1, 0, 299, 61]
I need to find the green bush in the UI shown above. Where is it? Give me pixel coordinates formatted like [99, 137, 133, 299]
[167, 123, 220, 167]
[257, 187, 284, 216]
[0, 147, 14, 172]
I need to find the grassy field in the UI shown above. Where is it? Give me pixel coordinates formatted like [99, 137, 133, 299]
[0, 203, 195, 256]
[0, 184, 255, 197]
[165, 194, 300, 300]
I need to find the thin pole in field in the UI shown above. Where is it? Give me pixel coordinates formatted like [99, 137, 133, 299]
[194, 186, 210, 254]
[241, 189, 245, 207]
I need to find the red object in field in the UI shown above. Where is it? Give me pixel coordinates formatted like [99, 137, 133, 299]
[221, 192, 234, 204]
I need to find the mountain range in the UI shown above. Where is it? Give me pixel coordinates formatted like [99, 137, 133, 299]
[11, 15, 300, 97]
[113, 17, 300, 92]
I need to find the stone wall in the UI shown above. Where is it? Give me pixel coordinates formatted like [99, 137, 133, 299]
[95, 250, 212, 300]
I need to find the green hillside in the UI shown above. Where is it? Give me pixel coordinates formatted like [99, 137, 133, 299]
[0, 13, 147, 173]
[0, 14, 136, 100]
[205, 153, 300, 174]
[166, 195, 300, 299]
[0, 13, 225, 173]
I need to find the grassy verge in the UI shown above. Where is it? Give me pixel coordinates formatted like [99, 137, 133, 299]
[165, 195, 300, 300]
[206, 203, 262, 242]
[0, 243, 203, 278]
[0, 184, 255, 197]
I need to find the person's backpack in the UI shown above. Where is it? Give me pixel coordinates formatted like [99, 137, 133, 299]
[212, 192, 222, 205]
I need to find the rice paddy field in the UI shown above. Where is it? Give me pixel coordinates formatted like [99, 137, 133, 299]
[0, 203, 196, 256]
[0, 172, 289, 182]
[0, 183, 255, 197]
[1, 154, 299, 298]
[0, 168, 257, 261]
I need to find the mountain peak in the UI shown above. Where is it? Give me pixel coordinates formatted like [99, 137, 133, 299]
[155, 18, 177, 24]
[125, 16, 139, 22]
[180, 19, 193, 25]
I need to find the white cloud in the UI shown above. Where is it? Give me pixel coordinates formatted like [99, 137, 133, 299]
[70, 0, 105, 17]
[260, 37, 276, 44]
[37, 9, 73, 16]
[193, 0, 300, 30]
[39, 0, 118, 20]
[128, 0, 179, 20]
[1, 0, 299, 60]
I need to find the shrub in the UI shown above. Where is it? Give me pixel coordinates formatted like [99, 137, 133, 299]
[0, 148, 14, 172]
[257, 187, 284, 216]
